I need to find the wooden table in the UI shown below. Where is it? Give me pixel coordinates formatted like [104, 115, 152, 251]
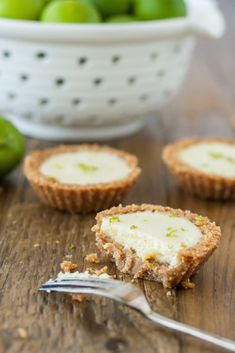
[1, 1, 235, 352]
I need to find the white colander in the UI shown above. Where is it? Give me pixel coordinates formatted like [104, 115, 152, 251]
[0, 0, 224, 141]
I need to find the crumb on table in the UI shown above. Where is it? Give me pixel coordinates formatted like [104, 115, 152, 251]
[85, 253, 100, 264]
[166, 291, 172, 297]
[60, 261, 78, 273]
[182, 279, 195, 289]
[18, 328, 28, 339]
[71, 294, 86, 303]
[93, 266, 108, 276]
[33, 243, 40, 248]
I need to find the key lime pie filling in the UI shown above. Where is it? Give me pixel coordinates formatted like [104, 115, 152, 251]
[163, 138, 235, 200]
[24, 145, 140, 213]
[40, 151, 132, 186]
[92, 204, 221, 288]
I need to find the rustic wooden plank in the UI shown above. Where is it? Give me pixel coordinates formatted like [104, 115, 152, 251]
[1, 1, 235, 352]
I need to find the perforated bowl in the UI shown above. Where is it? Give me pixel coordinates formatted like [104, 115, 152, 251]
[0, 0, 224, 141]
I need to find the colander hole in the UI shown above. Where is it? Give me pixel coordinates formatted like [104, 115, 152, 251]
[54, 115, 65, 123]
[108, 98, 117, 106]
[128, 76, 137, 85]
[78, 57, 87, 66]
[2, 50, 11, 59]
[89, 116, 104, 125]
[7, 92, 16, 100]
[150, 52, 158, 61]
[140, 94, 149, 102]
[94, 78, 103, 86]
[36, 52, 47, 59]
[72, 98, 82, 106]
[55, 78, 65, 86]
[112, 55, 121, 64]
[157, 70, 165, 78]
[39, 98, 49, 106]
[20, 74, 29, 81]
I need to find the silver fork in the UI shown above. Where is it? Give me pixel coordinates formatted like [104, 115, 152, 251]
[40, 277, 235, 352]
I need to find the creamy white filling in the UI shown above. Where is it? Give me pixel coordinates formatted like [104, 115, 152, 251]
[180, 142, 235, 178]
[40, 151, 131, 185]
[101, 211, 202, 268]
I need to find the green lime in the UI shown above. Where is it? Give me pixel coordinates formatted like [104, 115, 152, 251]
[107, 15, 138, 23]
[41, 0, 101, 23]
[134, 0, 187, 21]
[0, 0, 45, 20]
[0, 117, 25, 179]
[86, 0, 131, 18]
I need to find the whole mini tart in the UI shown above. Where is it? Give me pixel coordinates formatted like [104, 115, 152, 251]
[163, 137, 235, 200]
[92, 204, 221, 288]
[24, 145, 141, 213]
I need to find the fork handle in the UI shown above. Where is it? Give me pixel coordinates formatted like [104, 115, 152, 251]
[146, 311, 235, 352]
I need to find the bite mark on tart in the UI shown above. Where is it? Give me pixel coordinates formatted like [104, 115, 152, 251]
[92, 204, 221, 288]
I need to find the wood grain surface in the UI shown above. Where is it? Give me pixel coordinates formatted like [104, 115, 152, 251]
[0, 1, 235, 352]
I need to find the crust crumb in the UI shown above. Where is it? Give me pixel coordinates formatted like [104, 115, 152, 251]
[33, 243, 40, 248]
[18, 328, 28, 339]
[166, 291, 172, 297]
[85, 253, 100, 264]
[60, 261, 78, 273]
[182, 279, 195, 289]
[94, 266, 108, 275]
[71, 294, 86, 303]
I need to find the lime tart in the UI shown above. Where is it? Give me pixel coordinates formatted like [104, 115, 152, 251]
[92, 204, 221, 288]
[163, 137, 235, 200]
[24, 145, 140, 213]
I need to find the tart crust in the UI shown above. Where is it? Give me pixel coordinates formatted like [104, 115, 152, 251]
[163, 137, 235, 200]
[24, 145, 141, 213]
[92, 204, 221, 288]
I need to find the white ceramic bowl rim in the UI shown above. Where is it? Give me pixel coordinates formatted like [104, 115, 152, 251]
[0, 0, 225, 43]
[0, 17, 196, 43]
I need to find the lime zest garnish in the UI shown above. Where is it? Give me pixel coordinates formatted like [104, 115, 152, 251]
[53, 163, 63, 169]
[195, 215, 206, 222]
[130, 225, 137, 230]
[209, 152, 223, 160]
[226, 156, 235, 165]
[109, 215, 120, 224]
[68, 244, 76, 251]
[169, 211, 177, 218]
[209, 152, 235, 165]
[143, 219, 148, 222]
[167, 226, 173, 231]
[166, 229, 177, 238]
[46, 176, 58, 183]
[180, 227, 187, 232]
[75, 162, 98, 173]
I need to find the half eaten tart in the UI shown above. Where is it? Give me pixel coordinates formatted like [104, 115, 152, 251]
[163, 137, 235, 200]
[24, 145, 140, 213]
[92, 204, 221, 288]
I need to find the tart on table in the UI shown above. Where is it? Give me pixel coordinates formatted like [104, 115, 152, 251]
[24, 144, 140, 213]
[92, 204, 221, 288]
[163, 137, 235, 200]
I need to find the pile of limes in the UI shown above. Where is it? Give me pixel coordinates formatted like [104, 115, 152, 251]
[0, 117, 25, 179]
[0, 0, 187, 23]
